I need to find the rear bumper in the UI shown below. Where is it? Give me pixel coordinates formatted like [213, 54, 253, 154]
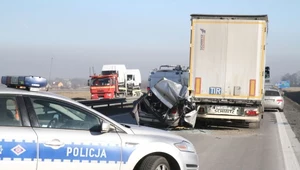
[197, 114, 260, 123]
[264, 103, 284, 110]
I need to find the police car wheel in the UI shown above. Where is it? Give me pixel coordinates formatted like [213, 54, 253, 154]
[139, 155, 170, 170]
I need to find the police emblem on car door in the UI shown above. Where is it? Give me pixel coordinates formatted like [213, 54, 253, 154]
[24, 96, 122, 170]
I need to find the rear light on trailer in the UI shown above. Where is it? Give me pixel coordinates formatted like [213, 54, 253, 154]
[147, 87, 150, 91]
[245, 110, 258, 116]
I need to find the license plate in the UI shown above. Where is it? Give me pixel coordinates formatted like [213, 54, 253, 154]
[208, 106, 237, 115]
[265, 99, 274, 102]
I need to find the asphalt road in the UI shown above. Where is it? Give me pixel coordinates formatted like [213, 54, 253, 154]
[283, 95, 300, 141]
[83, 92, 300, 170]
[107, 110, 300, 170]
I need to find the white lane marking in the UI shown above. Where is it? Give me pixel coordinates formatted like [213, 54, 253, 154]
[109, 113, 129, 118]
[276, 112, 300, 170]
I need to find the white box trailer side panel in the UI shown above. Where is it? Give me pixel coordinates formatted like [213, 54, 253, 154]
[189, 17, 267, 100]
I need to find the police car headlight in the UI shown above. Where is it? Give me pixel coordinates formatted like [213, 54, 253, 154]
[174, 141, 195, 153]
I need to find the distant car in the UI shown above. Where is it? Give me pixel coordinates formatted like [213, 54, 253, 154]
[264, 88, 284, 112]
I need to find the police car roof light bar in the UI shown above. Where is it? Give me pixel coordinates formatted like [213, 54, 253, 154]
[1, 76, 48, 91]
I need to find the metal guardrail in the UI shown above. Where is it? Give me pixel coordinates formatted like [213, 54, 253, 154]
[76, 98, 127, 108]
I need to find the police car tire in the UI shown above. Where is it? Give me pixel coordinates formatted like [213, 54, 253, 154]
[139, 155, 170, 170]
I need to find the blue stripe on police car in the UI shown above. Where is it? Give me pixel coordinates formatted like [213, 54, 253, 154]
[0, 139, 37, 161]
[0, 139, 136, 163]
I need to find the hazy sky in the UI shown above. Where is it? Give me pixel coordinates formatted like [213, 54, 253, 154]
[0, 0, 299, 82]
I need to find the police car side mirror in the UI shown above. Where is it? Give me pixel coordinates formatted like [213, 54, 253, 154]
[101, 121, 111, 133]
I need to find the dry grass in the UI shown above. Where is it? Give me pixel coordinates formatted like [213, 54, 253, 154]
[53, 91, 91, 99]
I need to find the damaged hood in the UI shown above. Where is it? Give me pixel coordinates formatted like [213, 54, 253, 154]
[150, 77, 188, 109]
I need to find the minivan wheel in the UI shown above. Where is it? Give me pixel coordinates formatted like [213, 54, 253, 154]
[139, 155, 170, 170]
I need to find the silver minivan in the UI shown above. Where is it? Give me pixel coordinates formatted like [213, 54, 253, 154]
[264, 88, 284, 112]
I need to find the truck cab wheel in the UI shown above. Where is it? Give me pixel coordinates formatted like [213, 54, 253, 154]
[138, 155, 170, 170]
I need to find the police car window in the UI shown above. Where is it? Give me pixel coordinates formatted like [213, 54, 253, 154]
[0, 97, 22, 127]
[31, 98, 101, 131]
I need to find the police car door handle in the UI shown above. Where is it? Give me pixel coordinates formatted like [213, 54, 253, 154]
[44, 139, 64, 147]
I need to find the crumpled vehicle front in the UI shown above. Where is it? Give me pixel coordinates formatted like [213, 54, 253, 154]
[131, 78, 197, 128]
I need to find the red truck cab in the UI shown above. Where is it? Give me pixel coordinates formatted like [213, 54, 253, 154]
[89, 74, 118, 99]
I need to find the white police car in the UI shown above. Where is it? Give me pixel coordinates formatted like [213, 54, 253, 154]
[0, 76, 199, 170]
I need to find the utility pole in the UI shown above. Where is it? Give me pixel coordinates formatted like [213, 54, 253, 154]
[92, 66, 95, 75]
[48, 57, 54, 89]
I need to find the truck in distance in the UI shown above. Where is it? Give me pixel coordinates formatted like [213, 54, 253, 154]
[88, 64, 142, 99]
[126, 69, 142, 97]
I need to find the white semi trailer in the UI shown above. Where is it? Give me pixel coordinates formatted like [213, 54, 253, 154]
[188, 14, 269, 128]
